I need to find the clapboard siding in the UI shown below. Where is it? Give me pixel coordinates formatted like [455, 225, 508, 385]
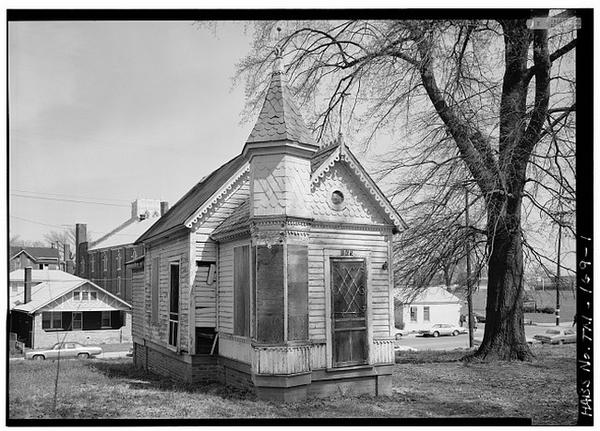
[143, 234, 190, 351]
[308, 229, 393, 341]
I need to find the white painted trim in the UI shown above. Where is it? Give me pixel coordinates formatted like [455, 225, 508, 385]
[14, 279, 132, 314]
[310, 147, 406, 230]
[184, 163, 250, 228]
[387, 234, 395, 337]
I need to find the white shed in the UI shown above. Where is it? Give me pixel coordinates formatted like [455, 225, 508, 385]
[394, 286, 462, 332]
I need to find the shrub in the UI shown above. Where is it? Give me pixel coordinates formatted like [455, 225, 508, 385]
[540, 306, 555, 314]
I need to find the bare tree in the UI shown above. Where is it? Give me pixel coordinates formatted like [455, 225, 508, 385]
[44, 228, 76, 254]
[236, 13, 576, 360]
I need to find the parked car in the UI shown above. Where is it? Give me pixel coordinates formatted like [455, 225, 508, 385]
[533, 328, 576, 345]
[25, 342, 103, 360]
[393, 328, 407, 339]
[419, 324, 467, 337]
[474, 312, 486, 323]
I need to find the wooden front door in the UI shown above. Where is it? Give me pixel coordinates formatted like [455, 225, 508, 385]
[331, 258, 368, 367]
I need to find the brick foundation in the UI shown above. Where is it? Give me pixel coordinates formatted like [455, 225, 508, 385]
[135, 339, 393, 401]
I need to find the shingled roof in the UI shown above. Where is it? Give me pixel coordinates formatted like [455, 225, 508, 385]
[135, 154, 247, 243]
[246, 66, 316, 146]
[10, 247, 60, 261]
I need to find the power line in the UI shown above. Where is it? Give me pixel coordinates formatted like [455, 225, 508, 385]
[10, 189, 132, 203]
[10, 214, 146, 239]
[10, 193, 129, 208]
[10, 215, 69, 230]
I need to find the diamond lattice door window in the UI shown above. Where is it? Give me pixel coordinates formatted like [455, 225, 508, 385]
[331, 258, 368, 367]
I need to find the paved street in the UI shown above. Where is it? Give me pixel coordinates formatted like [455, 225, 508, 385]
[396, 323, 575, 351]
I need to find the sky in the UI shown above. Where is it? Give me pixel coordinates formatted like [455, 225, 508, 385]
[9, 21, 255, 243]
[7, 18, 575, 272]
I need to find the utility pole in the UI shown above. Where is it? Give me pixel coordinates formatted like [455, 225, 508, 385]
[556, 214, 562, 326]
[465, 188, 474, 348]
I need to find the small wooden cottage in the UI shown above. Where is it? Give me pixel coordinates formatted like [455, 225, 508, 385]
[9, 268, 132, 349]
[394, 286, 462, 332]
[131, 55, 405, 401]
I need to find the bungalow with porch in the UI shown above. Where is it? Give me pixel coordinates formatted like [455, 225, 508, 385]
[9, 268, 132, 349]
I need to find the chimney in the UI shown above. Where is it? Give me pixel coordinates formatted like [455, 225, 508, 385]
[75, 224, 88, 277]
[160, 201, 169, 216]
[76, 223, 87, 247]
[24, 266, 32, 304]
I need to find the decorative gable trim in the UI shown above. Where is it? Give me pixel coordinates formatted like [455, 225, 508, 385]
[184, 163, 250, 229]
[311, 147, 342, 186]
[310, 147, 407, 230]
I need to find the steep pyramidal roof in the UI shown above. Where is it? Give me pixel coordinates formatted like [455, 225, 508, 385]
[246, 64, 316, 146]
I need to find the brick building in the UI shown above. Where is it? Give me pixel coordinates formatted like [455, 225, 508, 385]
[75, 199, 168, 304]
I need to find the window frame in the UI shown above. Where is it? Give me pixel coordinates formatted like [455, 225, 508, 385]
[233, 245, 251, 338]
[168, 261, 180, 347]
[423, 306, 430, 322]
[410, 306, 418, 322]
[42, 311, 64, 330]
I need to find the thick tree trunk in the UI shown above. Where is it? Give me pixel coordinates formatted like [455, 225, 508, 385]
[465, 194, 534, 361]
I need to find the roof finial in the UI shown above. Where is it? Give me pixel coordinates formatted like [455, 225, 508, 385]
[338, 131, 345, 155]
[273, 27, 284, 74]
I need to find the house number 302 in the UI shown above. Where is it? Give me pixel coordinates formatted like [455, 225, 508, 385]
[341, 249, 354, 257]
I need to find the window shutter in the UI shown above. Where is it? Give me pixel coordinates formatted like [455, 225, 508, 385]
[151, 257, 160, 323]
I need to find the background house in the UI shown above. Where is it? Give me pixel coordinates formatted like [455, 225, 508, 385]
[394, 286, 462, 331]
[131, 56, 405, 401]
[10, 246, 61, 271]
[75, 198, 168, 303]
[9, 268, 131, 349]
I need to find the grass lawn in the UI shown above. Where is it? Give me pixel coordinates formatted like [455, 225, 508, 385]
[8, 344, 576, 424]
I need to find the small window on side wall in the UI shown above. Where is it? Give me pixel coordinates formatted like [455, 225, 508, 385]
[410, 307, 418, 322]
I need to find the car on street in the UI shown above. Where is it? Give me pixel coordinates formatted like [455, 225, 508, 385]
[393, 328, 407, 339]
[419, 323, 467, 337]
[533, 328, 576, 345]
[474, 312, 486, 323]
[25, 342, 103, 360]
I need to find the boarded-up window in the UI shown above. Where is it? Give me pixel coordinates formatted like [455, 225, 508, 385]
[168, 263, 180, 346]
[233, 246, 250, 337]
[423, 306, 430, 322]
[151, 257, 159, 323]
